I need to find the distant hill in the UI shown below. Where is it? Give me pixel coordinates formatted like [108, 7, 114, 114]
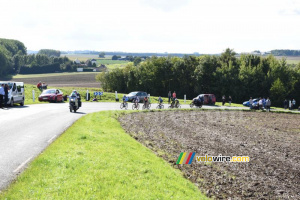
[63, 50, 202, 57]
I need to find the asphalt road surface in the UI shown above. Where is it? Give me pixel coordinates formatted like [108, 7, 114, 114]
[0, 102, 289, 191]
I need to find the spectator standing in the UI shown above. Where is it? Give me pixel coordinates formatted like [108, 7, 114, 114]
[289, 100, 292, 110]
[228, 96, 232, 106]
[222, 95, 226, 106]
[284, 99, 288, 109]
[0, 84, 4, 109]
[4, 84, 8, 107]
[41, 82, 47, 91]
[168, 91, 171, 103]
[292, 99, 296, 110]
[249, 97, 253, 109]
[262, 97, 266, 109]
[258, 98, 263, 110]
[266, 97, 271, 112]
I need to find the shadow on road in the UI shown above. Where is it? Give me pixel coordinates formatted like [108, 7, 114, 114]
[1, 106, 29, 110]
[70, 112, 86, 115]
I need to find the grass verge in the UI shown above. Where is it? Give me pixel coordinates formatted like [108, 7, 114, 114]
[0, 111, 208, 200]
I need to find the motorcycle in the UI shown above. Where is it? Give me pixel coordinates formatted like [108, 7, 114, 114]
[190, 98, 202, 108]
[69, 94, 81, 113]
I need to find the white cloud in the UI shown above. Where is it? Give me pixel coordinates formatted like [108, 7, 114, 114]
[0, 0, 299, 53]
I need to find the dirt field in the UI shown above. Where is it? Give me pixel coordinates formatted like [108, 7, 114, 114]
[119, 110, 300, 199]
[11, 73, 100, 88]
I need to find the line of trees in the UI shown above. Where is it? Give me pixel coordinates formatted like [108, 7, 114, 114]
[97, 49, 300, 106]
[0, 38, 27, 76]
[38, 49, 61, 57]
[271, 50, 300, 56]
[0, 38, 80, 75]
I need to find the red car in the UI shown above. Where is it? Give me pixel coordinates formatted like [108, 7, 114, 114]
[38, 89, 64, 102]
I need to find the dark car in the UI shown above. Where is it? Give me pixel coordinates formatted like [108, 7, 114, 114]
[243, 98, 259, 109]
[126, 91, 148, 102]
[38, 89, 64, 103]
[193, 94, 216, 105]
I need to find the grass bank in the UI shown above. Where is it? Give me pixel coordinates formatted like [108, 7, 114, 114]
[0, 111, 208, 200]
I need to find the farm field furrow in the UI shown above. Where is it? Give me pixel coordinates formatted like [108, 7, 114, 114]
[119, 110, 300, 199]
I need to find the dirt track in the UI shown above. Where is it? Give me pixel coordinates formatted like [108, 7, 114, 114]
[11, 73, 100, 88]
[119, 110, 300, 199]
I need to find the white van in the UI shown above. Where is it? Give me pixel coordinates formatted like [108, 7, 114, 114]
[0, 82, 25, 106]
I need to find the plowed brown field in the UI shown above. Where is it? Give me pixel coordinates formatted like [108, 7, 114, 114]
[119, 110, 300, 199]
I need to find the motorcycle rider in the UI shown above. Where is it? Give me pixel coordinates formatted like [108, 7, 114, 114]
[196, 95, 202, 106]
[70, 90, 81, 108]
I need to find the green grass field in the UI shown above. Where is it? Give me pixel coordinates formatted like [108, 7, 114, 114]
[0, 111, 208, 200]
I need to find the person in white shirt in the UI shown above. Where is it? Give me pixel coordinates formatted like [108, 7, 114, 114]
[0, 84, 5, 109]
[258, 98, 263, 110]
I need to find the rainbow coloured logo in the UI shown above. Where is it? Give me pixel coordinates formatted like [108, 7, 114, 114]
[176, 152, 196, 164]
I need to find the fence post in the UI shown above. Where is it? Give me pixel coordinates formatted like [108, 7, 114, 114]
[184, 94, 186, 103]
[32, 90, 35, 102]
[86, 90, 89, 101]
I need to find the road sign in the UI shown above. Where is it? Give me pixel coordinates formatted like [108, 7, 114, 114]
[94, 92, 103, 96]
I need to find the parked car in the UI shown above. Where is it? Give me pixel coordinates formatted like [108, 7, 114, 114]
[193, 94, 216, 105]
[38, 89, 64, 103]
[243, 98, 259, 109]
[126, 91, 148, 102]
[0, 81, 25, 106]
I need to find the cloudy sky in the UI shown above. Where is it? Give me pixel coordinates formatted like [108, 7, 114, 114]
[0, 0, 299, 53]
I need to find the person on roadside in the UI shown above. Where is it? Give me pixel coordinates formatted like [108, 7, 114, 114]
[289, 100, 292, 110]
[292, 99, 296, 110]
[172, 91, 176, 99]
[258, 97, 263, 110]
[262, 97, 266, 109]
[4, 84, 8, 107]
[266, 97, 271, 112]
[144, 96, 149, 108]
[37, 81, 42, 91]
[0, 84, 4, 109]
[168, 91, 171, 104]
[249, 97, 253, 109]
[228, 96, 232, 106]
[41, 82, 47, 91]
[284, 99, 288, 109]
[222, 95, 226, 106]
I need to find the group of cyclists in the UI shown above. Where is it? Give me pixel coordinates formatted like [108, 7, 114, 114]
[121, 94, 179, 110]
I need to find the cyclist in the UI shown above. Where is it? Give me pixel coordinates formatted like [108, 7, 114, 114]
[174, 98, 179, 107]
[157, 96, 163, 108]
[134, 96, 140, 107]
[144, 96, 149, 108]
[122, 95, 128, 104]
[122, 95, 128, 108]
[158, 96, 163, 104]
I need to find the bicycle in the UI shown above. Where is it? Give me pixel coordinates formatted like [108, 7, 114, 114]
[156, 99, 164, 109]
[142, 102, 151, 110]
[132, 102, 140, 110]
[120, 102, 128, 109]
[156, 103, 164, 109]
[169, 99, 181, 109]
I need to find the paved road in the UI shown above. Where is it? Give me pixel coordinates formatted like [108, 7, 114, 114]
[0, 102, 296, 191]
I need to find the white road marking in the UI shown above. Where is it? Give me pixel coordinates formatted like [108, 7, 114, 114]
[13, 156, 33, 173]
[47, 135, 57, 143]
